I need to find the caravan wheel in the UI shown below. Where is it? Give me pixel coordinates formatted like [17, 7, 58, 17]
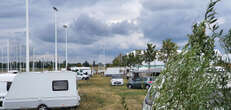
[38, 104, 48, 110]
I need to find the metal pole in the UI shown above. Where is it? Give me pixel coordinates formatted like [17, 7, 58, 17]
[42, 57, 44, 72]
[15, 43, 18, 71]
[53, 7, 58, 71]
[19, 46, 21, 72]
[66, 27, 68, 70]
[32, 48, 35, 71]
[26, 0, 30, 72]
[7, 40, 10, 72]
[63, 25, 68, 70]
[1, 48, 3, 72]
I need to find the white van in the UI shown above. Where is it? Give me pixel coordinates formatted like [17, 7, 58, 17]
[1, 71, 80, 110]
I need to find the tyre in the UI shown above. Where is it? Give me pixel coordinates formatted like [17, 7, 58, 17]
[127, 84, 132, 89]
[69, 106, 77, 110]
[145, 85, 150, 89]
[37, 104, 48, 110]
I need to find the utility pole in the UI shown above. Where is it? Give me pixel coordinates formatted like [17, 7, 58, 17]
[26, 0, 30, 72]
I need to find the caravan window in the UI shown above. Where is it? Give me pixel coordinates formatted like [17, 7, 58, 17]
[6, 82, 12, 91]
[52, 80, 68, 91]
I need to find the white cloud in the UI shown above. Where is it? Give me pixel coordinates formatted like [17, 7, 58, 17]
[95, 32, 149, 50]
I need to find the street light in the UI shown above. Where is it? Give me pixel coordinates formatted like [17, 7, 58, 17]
[53, 6, 58, 71]
[63, 24, 68, 70]
[26, 0, 30, 72]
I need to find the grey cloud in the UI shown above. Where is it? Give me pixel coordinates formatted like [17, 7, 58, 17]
[1, 0, 231, 63]
[37, 14, 138, 45]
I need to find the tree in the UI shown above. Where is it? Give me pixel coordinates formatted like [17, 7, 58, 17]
[76, 63, 82, 67]
[134, 50, 144, 70]
[159, 39, 178, 63]
[82, 61, 90, 67]
[121, 55, 129, 67]
[151, 0, 231, 109]
[93, 61, 96, 67]
[112, 53, 123, 67]
[127, 52, 136, 68]
[143, 43, 157, 73]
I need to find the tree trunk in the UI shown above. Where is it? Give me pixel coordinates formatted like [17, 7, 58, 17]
[148, 62, 151, 74]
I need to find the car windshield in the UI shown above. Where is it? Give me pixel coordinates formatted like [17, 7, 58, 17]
[112, 76, 122, 79]
[143, 77, 154, 81]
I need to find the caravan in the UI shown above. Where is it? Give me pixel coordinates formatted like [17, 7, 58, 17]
[0, 71, 80, 110]
[0, 73, 16, 107]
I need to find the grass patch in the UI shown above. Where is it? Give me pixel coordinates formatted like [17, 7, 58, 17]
[77, 75, 146, 110]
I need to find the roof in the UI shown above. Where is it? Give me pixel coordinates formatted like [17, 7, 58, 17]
[0, 73, 16, 82]
[132, 68, 163, 73]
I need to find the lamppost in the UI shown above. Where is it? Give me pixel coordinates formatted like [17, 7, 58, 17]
[26, 0, 30, 72]
[63, 24, 68, 70]
[53, 6, 58, 71]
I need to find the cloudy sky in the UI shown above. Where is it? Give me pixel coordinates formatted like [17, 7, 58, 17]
[0, 0, 231, 63]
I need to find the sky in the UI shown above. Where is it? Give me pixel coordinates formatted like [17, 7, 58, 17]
[0, 0, 231, 63]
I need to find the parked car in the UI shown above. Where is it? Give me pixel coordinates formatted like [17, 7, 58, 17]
[111, 75, 123, 86]
[143, 77, 155, 89]
[127, 77, 155, 89]
[1, 71, 80, 110]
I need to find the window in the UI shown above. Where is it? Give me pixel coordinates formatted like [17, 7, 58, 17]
[52, 80, 68, 91]
[6, 82, 12, 91]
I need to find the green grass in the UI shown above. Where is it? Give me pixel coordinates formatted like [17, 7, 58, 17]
[77, 75, 146, 110]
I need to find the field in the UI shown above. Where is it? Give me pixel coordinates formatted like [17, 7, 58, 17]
[77, 75, 147, 110]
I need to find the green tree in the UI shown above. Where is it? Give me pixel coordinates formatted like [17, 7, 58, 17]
[159, 39, 178, 63]
[127, 52, 136, 68]
[121, 55, 129, 67]
[76, 63, 82, 67]
[82, 61, 90, 67]
[143, 43, 157, 73]
[134, 50, 144, 70]
[151, 0, 231, 109]
[112, 53, 123, 67]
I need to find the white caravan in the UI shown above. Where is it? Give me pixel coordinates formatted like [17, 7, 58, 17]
[70, 67, 93, 76]
[1, 71, 80, 110]
[105, 68, 123, 77]
[0, 73, 16, 108]
[76, 70, 90, 80]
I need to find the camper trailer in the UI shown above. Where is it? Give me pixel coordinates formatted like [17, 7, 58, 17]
[104, 68, 123, 77]
[0, 73, 16, 108]
[1, 71, 80, 110]
[70, 67, 93, 76]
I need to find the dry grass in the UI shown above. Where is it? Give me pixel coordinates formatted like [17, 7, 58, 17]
[77, 74, 146, 110]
